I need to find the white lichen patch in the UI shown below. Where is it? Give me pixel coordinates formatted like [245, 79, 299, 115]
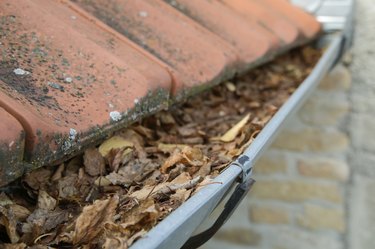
[139, 11, 148, 17]
[13, 68, 30, 76]
[65, 77, 73, 83]
[110, 111, 122, 122]
[69, 128, 77, 140]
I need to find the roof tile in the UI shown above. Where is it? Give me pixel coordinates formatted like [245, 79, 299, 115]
[0, 0, 172, 166]
[72, 0, 239, 99]
[220, 0, 300, 45]
[163, 0, 277, 71]
[0, 108, 25, 186]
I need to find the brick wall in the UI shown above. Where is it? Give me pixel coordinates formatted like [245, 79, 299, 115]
[201, 63, 351, 249]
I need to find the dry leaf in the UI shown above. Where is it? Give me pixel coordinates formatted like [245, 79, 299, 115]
[99, 136, 133, 157]
[160, 146, 204, 173]
[220, 114, 251, 142]
[73, 195, 119, 244]
[1, 243, 27, 249]
[0, 206, 19, 243]
[37, 190, 57, 210]
[94, 176, 112, 187]
[157, 143, 187, 153]
[83, 148, 105, 176]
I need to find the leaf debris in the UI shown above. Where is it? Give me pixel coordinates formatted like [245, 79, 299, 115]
[0, 46, 321, 248]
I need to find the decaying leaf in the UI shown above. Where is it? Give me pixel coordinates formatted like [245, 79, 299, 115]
[99, 136, 133, 157]
[160, 146, 205, 173]
[0, 206, 19, 243]
[37, 190, 57, 211]
[83, 148, 106, 176]
[220, 113, 251, 142]
[73, 195, 119, 244]
[0, 46, 322, 248]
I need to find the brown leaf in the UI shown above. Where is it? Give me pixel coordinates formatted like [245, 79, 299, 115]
[160, 146, 204, 173]
[23, 168, 53, 190]
[0, 206, 19, 243]
[1, 243, 27, 249]
[58, 175, 79, 199]
[220, 114, 251, 142]
[73, 195, 119, 244]
[8, 204, 30, 221]
[83, 148, 106, 177]
[37, 190, 57, 211]
[120, 199, 159, 231]
[98, 136, 133, 157]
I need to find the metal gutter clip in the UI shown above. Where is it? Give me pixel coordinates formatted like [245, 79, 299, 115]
[181, 177, 255, 249]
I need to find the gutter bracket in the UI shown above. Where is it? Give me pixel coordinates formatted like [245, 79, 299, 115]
[232, 154, 254, 183]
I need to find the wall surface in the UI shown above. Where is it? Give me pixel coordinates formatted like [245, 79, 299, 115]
[202, 0, 375, 247]
[348, 0, 375, 248]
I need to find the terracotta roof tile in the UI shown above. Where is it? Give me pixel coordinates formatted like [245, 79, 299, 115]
[0, 0, 321, 184]
[163, 0, 277, 71]
[0, 108, 25, 186]
[220, 0, 300, 45]
[0, 0, 172, 167]
[72, 0, 239, 99]
[260, 0, 321, 39]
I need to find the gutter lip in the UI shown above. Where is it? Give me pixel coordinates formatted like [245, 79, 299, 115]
[131, 35, 343, 249]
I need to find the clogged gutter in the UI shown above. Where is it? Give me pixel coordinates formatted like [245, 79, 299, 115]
[0, 46, 322, 248]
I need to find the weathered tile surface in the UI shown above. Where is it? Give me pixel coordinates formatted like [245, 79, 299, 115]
[72, 0, 239, 99]
[0, 0, 172, 168]
[0, 108, 25, 186]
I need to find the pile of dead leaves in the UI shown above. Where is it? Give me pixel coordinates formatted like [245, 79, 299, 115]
[0, 46, 322, 248]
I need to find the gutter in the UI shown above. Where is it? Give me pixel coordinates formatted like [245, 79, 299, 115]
[131, 1, 354, 248]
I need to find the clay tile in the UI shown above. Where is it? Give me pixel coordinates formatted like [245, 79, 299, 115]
[0, 0, 172, 167]
[0, 108, 25, 186]
[73, 0, 239, 99]
[164, 0, 277, 71]
[258, 0, 321, 39]
[220, 0, 299, 45]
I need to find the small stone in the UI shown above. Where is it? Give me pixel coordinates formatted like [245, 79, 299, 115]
[69, 128, 77, 140]
[139, 11, 148, 17]
[13, 68, 30, 76]
[110, 111, 122, 122]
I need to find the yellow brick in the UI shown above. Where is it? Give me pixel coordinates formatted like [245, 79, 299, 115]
[251, 180, 342, 203]
[298, 204, 346, 232]
[272, 128, 349, 153]
[318, 64, 351, 91]
[254, 153, 288, 175]
[214, 227, 261, 246]
[298, 158, 349, 181]
[249, 205, 289, 224]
